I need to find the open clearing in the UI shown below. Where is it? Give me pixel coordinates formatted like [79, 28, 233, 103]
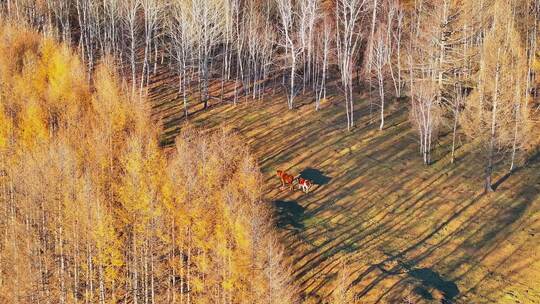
[152, 82, 540, 303]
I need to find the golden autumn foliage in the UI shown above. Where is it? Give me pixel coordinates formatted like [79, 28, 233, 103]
[460, 0, 536, 190]
[0, 23, 296, 304]
[462, 2, 531, 146]
[534, 51, 540, 86]
[0, 109, 11, 149]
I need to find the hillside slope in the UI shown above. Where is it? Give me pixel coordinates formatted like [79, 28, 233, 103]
[165, 93, 540, 303]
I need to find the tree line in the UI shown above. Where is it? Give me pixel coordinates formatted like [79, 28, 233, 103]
[0, 23, 296, 304]
[3, 0, 538, 191]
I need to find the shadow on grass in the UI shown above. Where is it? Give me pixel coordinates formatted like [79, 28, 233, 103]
[154, 77, 540, 303]
[495, 149, 540, 191]
[493, 171, 514, 191]
[273, 200, 306, 230]
[299, 168, 332, 185]
[410, 268, 459, 302]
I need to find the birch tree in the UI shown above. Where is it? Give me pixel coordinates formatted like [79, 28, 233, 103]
[335, 0, 367, 130]
[389, 0, 405, 98]
[298, 0, 319, 93]
[139, 0, 162, 94]
[121, 0, 141, 95]
[407, 0, 468, 163]
[169, 1, 194, 118]
[409, 76, 442, 165]
[315, 18, 332, 111]
[372, 27, 391, 130]
[276, 0, 302, 109]
[189, 0, 225, 109]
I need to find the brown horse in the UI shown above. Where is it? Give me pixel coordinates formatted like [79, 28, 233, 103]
[277, 170, 295, 190]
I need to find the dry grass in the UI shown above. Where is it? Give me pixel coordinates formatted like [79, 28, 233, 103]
[151, 79, 540, 303]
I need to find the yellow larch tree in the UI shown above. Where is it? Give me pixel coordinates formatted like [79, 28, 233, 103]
[0, 22, 298, 304]
[461, 0, 532, 191]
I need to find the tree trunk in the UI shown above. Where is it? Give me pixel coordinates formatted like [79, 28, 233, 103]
[486, 54, 501, 193]
[450, 107, 459, 164]
[485, 140, 495, 192]
[289, 51, 296, 109]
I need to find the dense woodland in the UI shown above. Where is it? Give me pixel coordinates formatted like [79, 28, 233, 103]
[0, 24, 295, 303]
[2, 0, 538, 190]
[2, 0, 540, 186]
[0, 0, 540, 303]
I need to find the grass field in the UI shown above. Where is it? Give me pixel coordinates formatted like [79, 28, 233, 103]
[151, 78, 540, 303]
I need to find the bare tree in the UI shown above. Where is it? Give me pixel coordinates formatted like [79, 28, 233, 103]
[219, 0, 235, 103]
[372, 27, 391, 130]
[298, 0, 319, 94]
[364, 0, 379, 77]
[169, 0, 194, 118]
[335, 0, 367, 130]
[245, 3, 264, 100]
[411, 79, 442, 165]
[388, 0, 404, 98]
[448, 81, 465, 164]
[121, 0, 141, 95]
[189, 0, 225, 109]
[75, 0, 101, 77]
[139, 0, 162, 95]
[276, 0, 302, 109]
[230, 0, 245, 105]
[407, 0, 470, 164]
[47, 0, 72, 43]
[316, 18, 331, 111]
[102, 0, 121, 57]
[509, 76, 533, 172]
[259, 0, 276, 101]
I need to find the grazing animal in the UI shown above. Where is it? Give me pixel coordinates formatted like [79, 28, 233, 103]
[297, 177, 313, 193]
[277, 170, 295, 190]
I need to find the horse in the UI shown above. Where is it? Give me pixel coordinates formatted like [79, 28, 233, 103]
[297, 177, 313, 193]
[277, 170, 295, 191]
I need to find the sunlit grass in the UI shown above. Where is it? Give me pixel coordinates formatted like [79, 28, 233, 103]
[150, 80, 540, 303]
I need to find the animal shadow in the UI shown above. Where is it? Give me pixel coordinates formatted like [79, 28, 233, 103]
[410, 268, 459, 303]
[299, 168, 331, 185]
[273, 200, 306, 230]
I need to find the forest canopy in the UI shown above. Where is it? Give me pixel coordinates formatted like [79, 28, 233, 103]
[0, 23, 295, 304]
[0, 0, 539, 302]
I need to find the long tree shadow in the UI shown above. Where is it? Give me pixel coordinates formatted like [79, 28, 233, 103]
[370, 259, 460, 303]
[172, 81, 540, 303]
[273, 200, 306, 230]
[494, 149, 540, 190]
